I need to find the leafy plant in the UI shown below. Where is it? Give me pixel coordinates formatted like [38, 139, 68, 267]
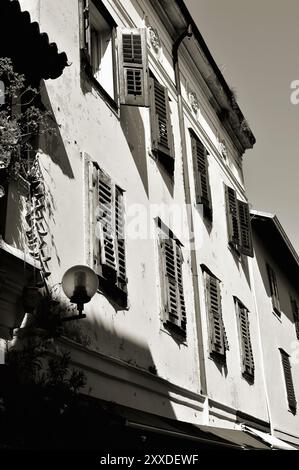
[0, 57, 54, 180]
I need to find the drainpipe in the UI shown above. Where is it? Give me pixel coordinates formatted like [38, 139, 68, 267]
[173, 26, 207, 396]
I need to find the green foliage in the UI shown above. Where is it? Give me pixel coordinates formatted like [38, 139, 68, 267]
[0, 58, 54, 180]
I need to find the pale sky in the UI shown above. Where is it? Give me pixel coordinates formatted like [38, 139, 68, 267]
[185, 0, 299, 253]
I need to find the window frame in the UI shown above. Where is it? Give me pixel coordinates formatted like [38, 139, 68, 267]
[79, 0, 119, 111]
[279, 348, 297, 415]
[266, 262, 281, 316]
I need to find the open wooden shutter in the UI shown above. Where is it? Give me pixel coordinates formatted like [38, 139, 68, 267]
[190, 131, 212, 219]
[118, 28, 149, 107]
[161, 237, 186, 336]
[236, 300, 254, 379]
[225, 185, 240, 248]
[115, 185, 127, 292]
[79, 0, 91, 60]
[266, 263, 280, 313]
[290, 297, 299, 340]
[238, 200, 253, 257]
[97, 169, 117, 279]
[280, 350, 297, 413]
[149, 77, 175, 166]
[206, 274, 228, 357]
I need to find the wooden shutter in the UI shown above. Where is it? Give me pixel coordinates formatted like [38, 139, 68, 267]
[236, 300, 254, 378]
[161, 237, 186, 336]
[149, 77, 175, 164]
[118, 28, 149, 107]
[290, 297, 299, 340]
[225, 185, 240, 248]
[206, 273, 228, 357]
[79, 0, 91, 60]
[238, 200, 253, 257]
[280, 350, 297, 413]
[97, 169, 117, 279]
[190, 132, 212, 219]
[266, 263, 280, 313]
[115, 185, 127, 292]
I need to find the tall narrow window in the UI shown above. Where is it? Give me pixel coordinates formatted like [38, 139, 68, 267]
[90, 164, 127, 306]
[280, 349, 297, 414]
[266, 263, 280, 314]
[158, 222, 186, 339]
[189, 129, 212, 220]
[79, 0, 117, 102]
[224, 185, 253, 257]
[118, 28, 149, 106]
[290, 297, 299, 340]
[202, 267, 229, 359]
[235, 298, 254, 380]
[149, 77, 175, 173]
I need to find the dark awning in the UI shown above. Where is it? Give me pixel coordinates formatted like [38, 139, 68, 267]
[0, 0, 68, 81]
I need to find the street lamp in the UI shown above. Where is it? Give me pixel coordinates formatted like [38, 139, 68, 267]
[61, 265, 98, 321]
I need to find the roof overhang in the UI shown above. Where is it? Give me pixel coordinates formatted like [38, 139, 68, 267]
[0, 0, 68, 82]
[251, 210, 299, 288]
[149, 0, 255, 155]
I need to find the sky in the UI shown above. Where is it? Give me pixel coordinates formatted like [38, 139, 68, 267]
[185, 0, 299, 253]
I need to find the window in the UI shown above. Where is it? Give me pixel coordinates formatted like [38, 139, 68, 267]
[202, 266, 229, 359]
[90, 163, 127, 306]
[189, 129, 212, 220]
[266, 263, 280, 315]
[158, 221, 186, 339]
[235, 298, 254, 380]
[224, 185, 253, 257]
[149, 76, 175, 173]
[290, 297, 299, 340]
[79, 0, 117, 102]
[280, 349, 297, 414]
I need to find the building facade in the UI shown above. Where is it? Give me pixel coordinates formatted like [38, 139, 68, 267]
[0, 0, 298, 449]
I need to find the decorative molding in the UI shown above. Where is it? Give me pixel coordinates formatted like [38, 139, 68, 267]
[188, 90, 200, 115]
[148, 26, 161, 55]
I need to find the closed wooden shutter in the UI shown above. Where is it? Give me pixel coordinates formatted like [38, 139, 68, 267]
[225, 185, 240, 248]
[149, 77, 175, 166]
[205, 273, 228, 357]
[280, 350, 297, 414]
[161, 237, 186, 336]
[236, 300, 254, 379]
[118, 28, 149, 107]
[266, 263, 280, 313]
[115, 185, 127, 292]
[79, 0, 91, 60]
[97, 169, 117, 278]
[238, 200, 253, 257]
[190, 131, 212, 219]
[290, 297, 299, 340]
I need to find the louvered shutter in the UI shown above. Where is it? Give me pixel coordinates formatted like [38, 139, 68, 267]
[161, 237, 186, 336]
[118, 28, 149, 107]
[115, 185, 127, 292]
[149, 77, 175, 165]
[266, 263, 280, 313]
[290, 298, 299, 340]
[236, 301, 254, 378]
[79, 0, 91, 60]
[190, 132, 212, 219]
[280, 350, 297, 413]
[238, 200, 253, 257]
[97, 169, 117, 279]
[225, 185, 241, 248]
[206, 274, 228, 356]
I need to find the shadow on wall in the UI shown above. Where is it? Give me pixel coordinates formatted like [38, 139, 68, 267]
[39, 81, 74, 180]
[120, 105, 149, 198]
[253, 233, 294, 323]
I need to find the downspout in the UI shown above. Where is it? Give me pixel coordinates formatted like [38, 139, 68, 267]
[173, 26, 207, 396]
